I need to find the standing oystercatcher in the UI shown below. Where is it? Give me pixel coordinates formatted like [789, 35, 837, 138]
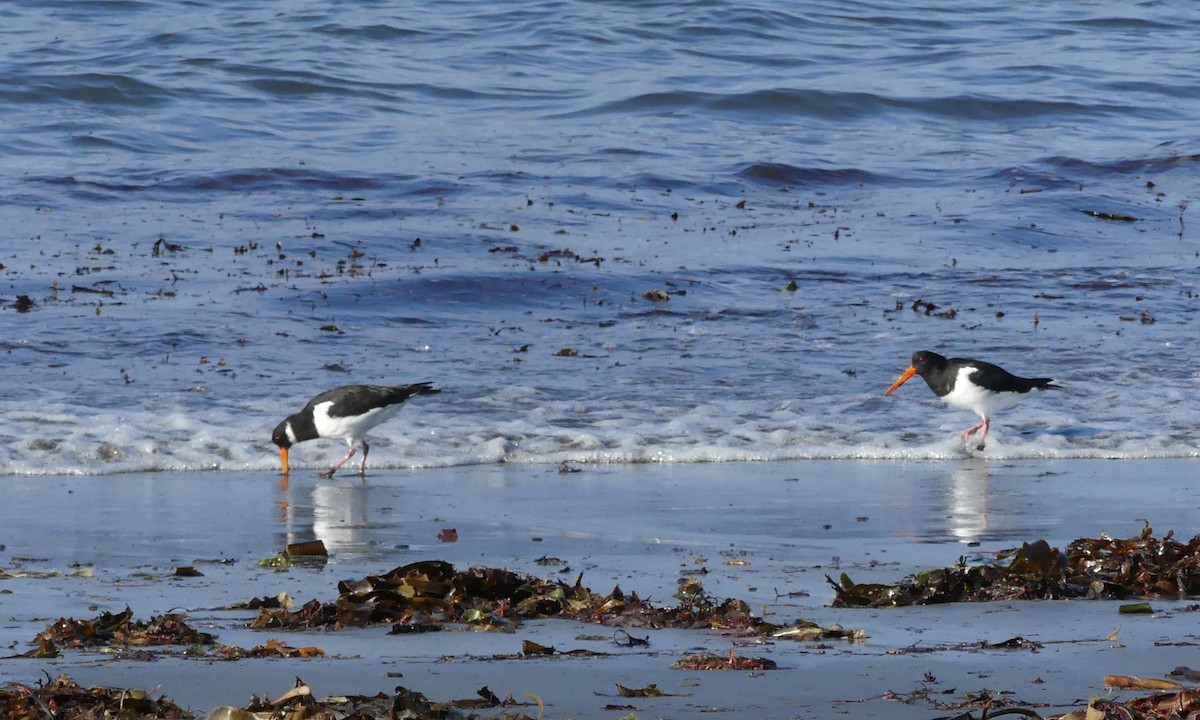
[271, 383, 440, 476]
[884, 351, 1058, 449]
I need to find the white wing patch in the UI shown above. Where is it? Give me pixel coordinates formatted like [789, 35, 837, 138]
[939, 366, 1025, 419]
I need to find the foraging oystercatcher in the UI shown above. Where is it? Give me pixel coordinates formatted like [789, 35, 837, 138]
[884, 351, 1058, 449]
[271, 383, 440, 476]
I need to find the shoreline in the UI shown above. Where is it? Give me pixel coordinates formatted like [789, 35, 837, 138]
[1, 459, 1197, 718]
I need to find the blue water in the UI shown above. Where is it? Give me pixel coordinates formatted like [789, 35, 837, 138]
[1, 0, 1198, 474]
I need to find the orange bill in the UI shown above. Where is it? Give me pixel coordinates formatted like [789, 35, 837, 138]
[280, 447, 290, 474]
[884, 365, 917, 396]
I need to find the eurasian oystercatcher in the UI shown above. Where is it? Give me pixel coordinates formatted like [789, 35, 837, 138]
[884, 350, 1059, 449]
[271, 383, 440, 476]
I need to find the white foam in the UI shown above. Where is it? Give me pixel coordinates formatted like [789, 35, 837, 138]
[0, 392, 1195, 477]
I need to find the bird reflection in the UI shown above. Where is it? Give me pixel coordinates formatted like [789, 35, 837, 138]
[277, 478, 372, 554]
[946, 458, 990, 543]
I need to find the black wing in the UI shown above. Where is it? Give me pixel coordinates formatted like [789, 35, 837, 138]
[962, 360, 1057, 394]
[314, 383, 441, 418]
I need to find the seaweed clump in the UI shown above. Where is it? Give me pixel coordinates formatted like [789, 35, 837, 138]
[830, 524, 1200, 608]
[246, 559, 856, 641]
[0, 675, 192, 720]
[23, 606, 215, 659]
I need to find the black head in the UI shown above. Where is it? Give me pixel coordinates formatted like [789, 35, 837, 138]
[885, 349, 949, 396]
[910, 350, 948, 376]
[271, 419, 292, 449]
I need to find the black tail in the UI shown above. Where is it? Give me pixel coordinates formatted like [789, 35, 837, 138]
[387, 382, 440, 403]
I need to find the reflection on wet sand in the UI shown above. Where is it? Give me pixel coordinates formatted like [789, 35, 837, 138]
[948, 458, 990, 543]
[278, 478, 374, 554]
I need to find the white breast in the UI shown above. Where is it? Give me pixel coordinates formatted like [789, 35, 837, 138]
[311, 400, 406, 441]
[939, 366, 1025, 419]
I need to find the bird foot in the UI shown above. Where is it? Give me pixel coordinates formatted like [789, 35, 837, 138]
[960, 420, 990, 447]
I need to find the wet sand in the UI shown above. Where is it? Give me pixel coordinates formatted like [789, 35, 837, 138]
[1, 459, 1197, 718]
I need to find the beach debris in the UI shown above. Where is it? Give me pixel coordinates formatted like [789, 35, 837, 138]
[830, 525, 1200, 608]
[982, 636, 1043, 651]
[10, 294, 35, 312]
[6, 638, 60, 659]
[268, 678, 312, 706]
[437, 528, 459, 542]
[616, 683, 668, 697]
[243, 559, 861, 639]
[24, 670, 1200, 720]
[285, 540, 328, 563]
[151, 237, 185, 255]
[1082, 209, 1140, 222]
[1104, 675, 1185, 691]
[70, 284, 116, 297]
[643, 288, 670, 302]
[255, 552, 291, 569]
[1169, 666, 1200, 682]
[1099, 691, 1200, 719]
[258, 677, 540, 719]
[219, 639, 326, 659]
[477, 644, 612, 661]
[771, 620, 866, 642]
[0, 675, 191, 720]
[521, 639, 556, 656]
[673, 649, 777, 671]
[33, 607, 215, 649]
[612, 629, 650, 647]
[903, 297, 959, 319]
[0, 566, 61, 579]
[232, 282, 269, 293]
[245, 592, 295, 611]
[234, 678, 468, 720]
[254, 541, 328, 569]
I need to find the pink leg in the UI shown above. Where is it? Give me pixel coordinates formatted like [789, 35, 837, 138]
[358, 439, 370, 476]
[321, 441, 356, 478]
[961, 419, 990, 450]
[960, 421, 986, 440]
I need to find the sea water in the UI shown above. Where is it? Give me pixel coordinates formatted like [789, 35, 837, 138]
[1, 0, 1198, 474]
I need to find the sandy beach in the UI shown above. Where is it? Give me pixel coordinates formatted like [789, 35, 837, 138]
[6, 2, 1199, 717]
[1, 459, 1198, 718]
